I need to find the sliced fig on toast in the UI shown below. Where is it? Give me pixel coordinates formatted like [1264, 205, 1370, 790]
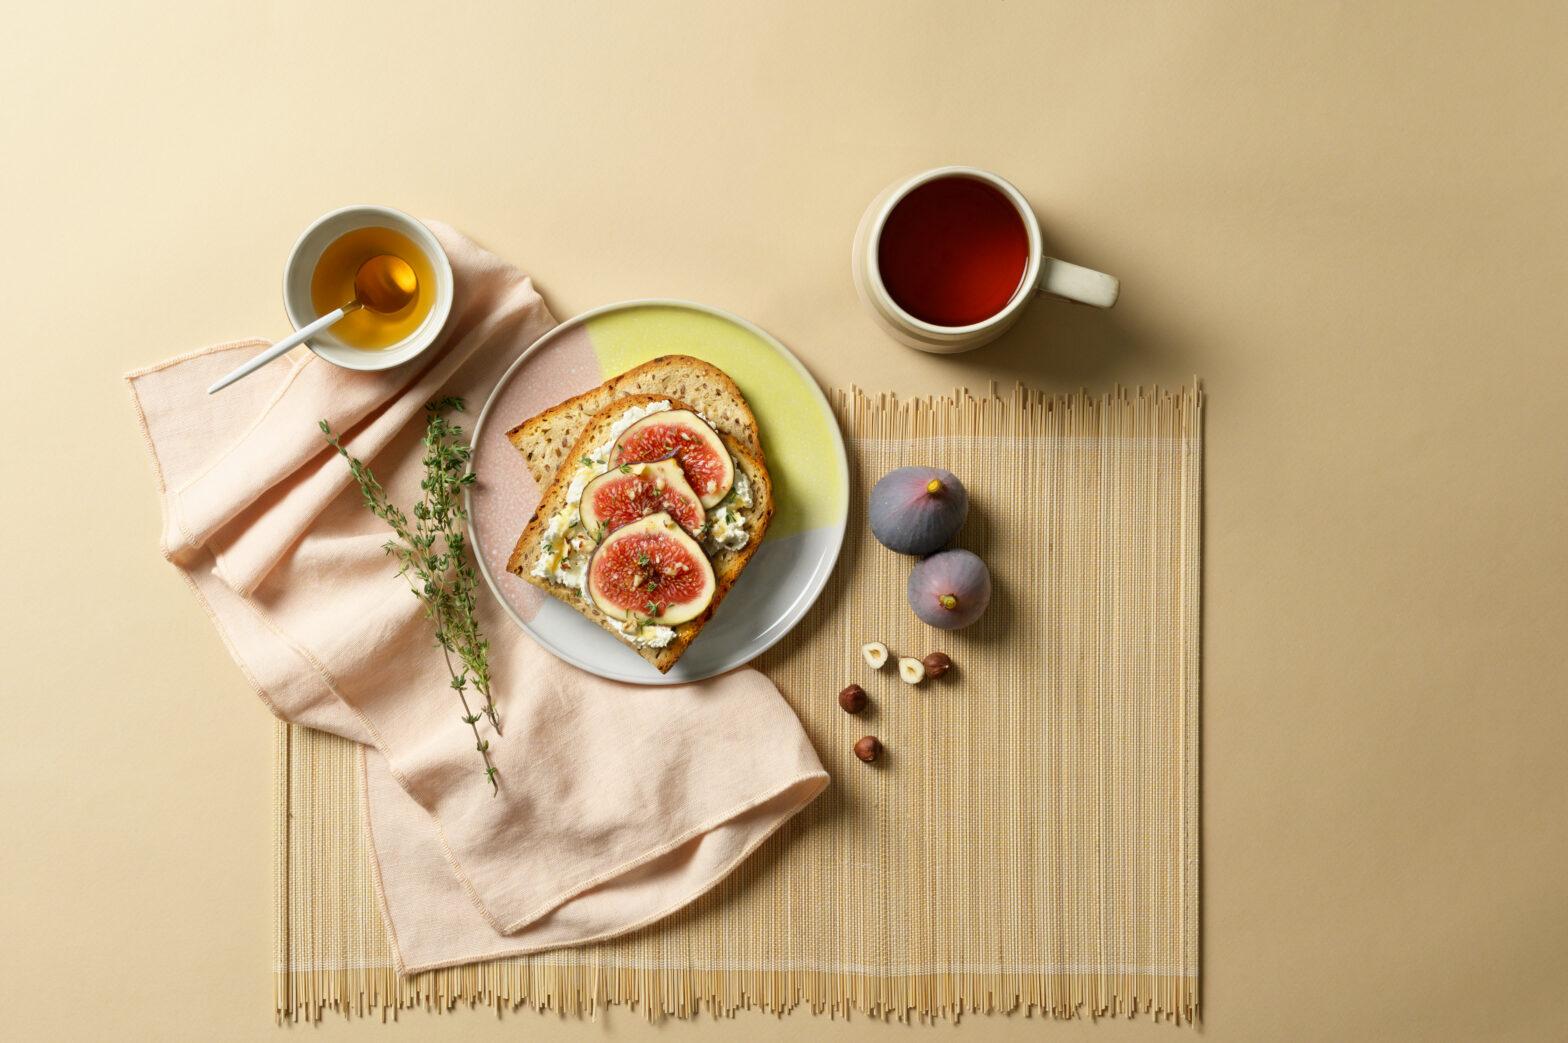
[611, 409, 734, 507]
[586, 512, 716, 626]
[578, 458, 704, 539]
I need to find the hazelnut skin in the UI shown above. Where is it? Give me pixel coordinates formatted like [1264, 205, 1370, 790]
[853, 736, 882, 763]
[921, 652, 953, 679]
[838, 683, 868, 714]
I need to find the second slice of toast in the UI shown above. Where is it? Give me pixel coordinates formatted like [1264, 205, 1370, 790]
[507, 355, 764, 486]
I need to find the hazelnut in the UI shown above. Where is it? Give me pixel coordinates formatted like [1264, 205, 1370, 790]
[860, 642, 890, 669]
[921, 652, 953, 679]
[853, 736, 882, 763]
[838, 683, 868, 714]
[898, 657, 926, 684]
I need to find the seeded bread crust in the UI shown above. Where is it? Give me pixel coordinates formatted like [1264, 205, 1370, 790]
[506, 393, 774, 673]
[506, 355, 763, 486]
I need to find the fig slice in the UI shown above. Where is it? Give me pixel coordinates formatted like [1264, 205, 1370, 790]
[578, 458, 705, 540]
[586, 512, 716, 627]
[611, 409, 734, 508]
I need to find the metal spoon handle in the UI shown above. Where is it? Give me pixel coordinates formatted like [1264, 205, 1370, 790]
[206, 301, 361, 394]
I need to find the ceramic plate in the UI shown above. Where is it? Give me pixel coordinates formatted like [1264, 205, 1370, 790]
[468, 300, 849, 685]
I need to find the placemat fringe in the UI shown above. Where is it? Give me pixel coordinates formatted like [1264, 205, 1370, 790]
[276, 957, 1198, 1024]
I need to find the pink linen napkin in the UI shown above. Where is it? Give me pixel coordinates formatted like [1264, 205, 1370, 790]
[127, 223, 828, 972]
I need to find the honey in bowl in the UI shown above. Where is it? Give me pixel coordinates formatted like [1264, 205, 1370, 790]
[309, 226, 437, 349]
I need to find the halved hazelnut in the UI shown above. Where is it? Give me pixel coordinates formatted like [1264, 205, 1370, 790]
[898, 657, 926, 684]
[861, 642, 890, 670]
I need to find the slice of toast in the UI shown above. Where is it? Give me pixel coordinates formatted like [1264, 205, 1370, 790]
[507, 355, 764, 486]
[506, 394, 775, 672]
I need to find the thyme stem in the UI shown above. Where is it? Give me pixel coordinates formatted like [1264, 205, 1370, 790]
[320, 398, 500, 794]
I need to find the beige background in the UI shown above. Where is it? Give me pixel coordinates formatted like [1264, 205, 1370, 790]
[3, 1, 1566, 1039]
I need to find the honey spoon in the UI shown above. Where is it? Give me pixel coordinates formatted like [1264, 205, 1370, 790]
[207, 254, 419, 394]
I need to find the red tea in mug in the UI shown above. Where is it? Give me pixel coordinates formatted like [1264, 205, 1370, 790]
[876, 175, 1031, 327]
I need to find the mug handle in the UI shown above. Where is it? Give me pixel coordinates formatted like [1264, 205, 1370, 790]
[1038, 257, 1120, 308]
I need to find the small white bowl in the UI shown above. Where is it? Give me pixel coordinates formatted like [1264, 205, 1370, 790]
[282, 204, 453, 372]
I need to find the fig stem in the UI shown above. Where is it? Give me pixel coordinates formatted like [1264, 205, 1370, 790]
[938, 593, 959, 610]
[926, 478, 944, 495]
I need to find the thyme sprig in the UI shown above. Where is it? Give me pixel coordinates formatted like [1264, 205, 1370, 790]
[320, 397, 500, 794]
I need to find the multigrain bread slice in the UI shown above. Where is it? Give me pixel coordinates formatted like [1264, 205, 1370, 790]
[506, 394, 775, 672]
[507, 355, 764, 486]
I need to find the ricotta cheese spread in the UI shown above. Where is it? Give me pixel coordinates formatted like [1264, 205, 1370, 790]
[703, 470, 753, 554]
[622, 620, 677, 647]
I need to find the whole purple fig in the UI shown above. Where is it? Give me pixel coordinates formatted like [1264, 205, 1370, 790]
[907, 549, 991, 629]
[868, 466, 968, 555]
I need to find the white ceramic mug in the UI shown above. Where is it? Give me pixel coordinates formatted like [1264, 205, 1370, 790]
[852, 166, 1118, 353]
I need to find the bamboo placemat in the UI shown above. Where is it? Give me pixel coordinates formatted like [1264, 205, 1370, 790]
[275, 383, 1202, 1024]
